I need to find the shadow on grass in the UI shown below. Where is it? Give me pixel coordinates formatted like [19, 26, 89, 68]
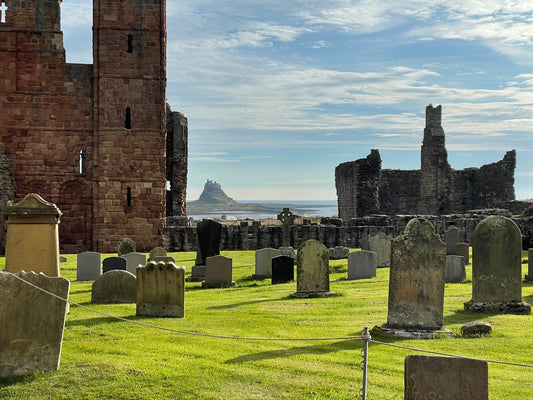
[224, 337, 362, 364]
[66, 315, 136, 327]
[207, 297, 287, 310]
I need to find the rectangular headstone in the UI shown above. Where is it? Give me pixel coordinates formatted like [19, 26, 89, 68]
[456, 242, 470, 265]
[102, 256, 127, 274]
[347, 250, 377, 280]
[271, 255, 294, 284]
[444, 226, 460, 255]
[368, 232, 391, 267]
[0, 271, 70, 377]
[253, 248, 281, 279]
[405, 355, 488, 400]
[202, 255, 235, 288]
[445, 255, 466, 283]
[76, 251, 101, 281]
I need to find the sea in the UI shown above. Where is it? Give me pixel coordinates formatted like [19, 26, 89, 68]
[187, 200, 338, 221]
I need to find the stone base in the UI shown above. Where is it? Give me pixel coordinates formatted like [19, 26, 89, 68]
[201, 280, 236, 288]
[372, 325, 456, 339]
[252, 273, 271, 280]
[186, 265, 206, 282]
[290, 291, 337, 298]
[464, 300, 531, 315]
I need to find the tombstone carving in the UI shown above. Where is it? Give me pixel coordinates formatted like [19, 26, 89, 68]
[444, 226, 460, 255]
[291, 239, 335, 298]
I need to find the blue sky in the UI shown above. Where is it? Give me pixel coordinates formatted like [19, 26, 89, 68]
[61, 1, 533, 201]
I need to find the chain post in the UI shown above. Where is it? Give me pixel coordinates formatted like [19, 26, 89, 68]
[359, 326, 371, 399]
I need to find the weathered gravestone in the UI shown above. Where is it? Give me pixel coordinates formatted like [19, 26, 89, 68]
[102, 256, 127, 274]
[456, 242, 470, 265]
[5, 193, 62, 277]
[464, 216, 531, 314]
[445, 255, 466, 283]
[291, 239, 335, 298]
[375, 218, 451, 338]
[444, 226, 460, 255]
[0, 271, 70, 377]
[148, 246, 167, 261]
[526, 248, 533, 281]
[150, 255, 176, 264]
[252, 248, 281, 280]
[328, 246, 349, 260]
[117, 237, 135, 256]
[76, 251, 101, 281]
[91, 270, 136, 304]
[202, 255, 235, 288]
[278, 246, 296, 259]
[188, 219, 222, 282]
[277, 208, 295, 248]
[404, 355, 488, 400]
[368, 231, 391, 267]
[123, 252, 147, 276]
[347, 250, 377, 280]
[137, 261, 185, 317]
[271, 255, 294, 284]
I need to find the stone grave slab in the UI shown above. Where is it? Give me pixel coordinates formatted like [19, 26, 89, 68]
[347, 250, 377, 280]
[76, 251, 101, 281]
[291, 239, 335, 298]
[253, 248, 281, 279]
[271, 255, 294, 284]
[91, 270, 136, 303]
[102, 256, 127, 274]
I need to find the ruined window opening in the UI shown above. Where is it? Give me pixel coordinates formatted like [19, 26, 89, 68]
[125, 107, 132, 129]
[127, 187, 132, 207]
[127, 34, 133, 53]
[79, 149, 87, 175]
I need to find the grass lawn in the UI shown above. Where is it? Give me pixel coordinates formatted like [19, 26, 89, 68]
[0, 250, 532, 399]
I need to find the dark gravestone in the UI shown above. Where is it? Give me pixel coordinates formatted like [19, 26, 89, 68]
[189, 219, 222, 282]
[271, 255, 294, 284]
[405, 355, 488, 400]
[456, 242, 470, 264]
[102, 256, 127, 274]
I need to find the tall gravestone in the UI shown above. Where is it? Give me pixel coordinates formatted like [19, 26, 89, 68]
[188, 219, 222, 282]
[123, 252, 147, 276]
[368, 231, 391, 267]
[377, 218, 450, 338]
[271, 255, 294, 284]
[252, 248, 281, 280]
[0, 271, 70, 377]
[465, 216, 531, 314]
[202, 255, 235, 288]
[137, 261, 185, 317]
[347, 250, 377, 280]
[277, 208, 295, 248]
[76, 251, 102, 281]
[291, 239, 335, 298]
[5, 194, 62, 277]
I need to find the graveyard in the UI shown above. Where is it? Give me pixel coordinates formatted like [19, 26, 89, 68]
[1, 249, 532, 399]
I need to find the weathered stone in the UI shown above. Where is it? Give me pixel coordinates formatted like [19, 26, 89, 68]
[91, 270, 136, 304]
[271, 255, 294, 284]
[292, 239, 335, 298]
[122, 252, 147, 276]
[136, 261, 185, 317]
[202, 255, 235, 288]
[328, 246, 349, 260]
[0, 271, 70, 377]
[278, 246, 296, 259]
[368, 232, 391, 267]
[461, 321, 492, 336]
[253, 248, 281, 279]
[456, 242, 470, 265]
[444, 226, 460, 255]
[148, 246, 167, 260]
[445, 255, 466, 283]
[347, 250, 376, 280]
[404, 355, 488, 400]
[76, 251, 101, 281]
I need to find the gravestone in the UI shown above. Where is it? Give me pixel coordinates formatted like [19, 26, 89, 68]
[117, 237, 135, 256]
[102, 256, 127, 273]
[456, 242, 470, 264]
[150, 255, 175, 264]
[5, 193, 62, 277]
[464, 216, 531, 314]
[291, 239, 335, 298]
[271, 255, 294, 284]
[277, 208, 295, 247]
[91, 270, 136, 303]
[137, 261, 185, 317]
[368, 231, 391, 267]
[347, 250, 377, 280]
[278, 246, 296, 259]
[202, 255, 235, 288]
[123, 252, 147, 276]
[252, 248, 281, 280]
[76, 251, 101, 281]
[0, 270, 70, 377]
[328, 246, 349, 260]
[188, 219, 222, 282]
[525, 248, 533, 281]
[445, 255, 466, 283]
[404, 355, 488, 400]
[444, 226, 460, 255]
[148, 246, 167, 261]
[377, 218, 450, 338]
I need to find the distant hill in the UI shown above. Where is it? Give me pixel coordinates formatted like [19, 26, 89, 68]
[189, 180, 237, 207]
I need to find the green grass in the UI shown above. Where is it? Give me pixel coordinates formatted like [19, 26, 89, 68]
[1, 251, 532, 399]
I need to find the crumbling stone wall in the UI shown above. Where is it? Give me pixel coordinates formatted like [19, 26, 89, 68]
[166, 109, 188, 217]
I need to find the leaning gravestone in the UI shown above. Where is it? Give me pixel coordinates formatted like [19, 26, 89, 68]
[188, 219, 222, 282]
[123, 252, 147, 276]
[445, 255, 466, 283]
[91, 270, 136, 304]
[404, 355, 488, 400]
[202, 255, 235, 288]
[368, 231, 391, 267]
[137, 261, 185, 317]
[464, 216, 531, 314]
[291, 239, 335, 298]
[444, 226, 460, 255]
[0, 270, 70, 377]
[271, 255, 294, 284]
[526, 248, 533, 281]
[76, 251, 101, 281]
[375, 218, 450, 338]
[117, 237, 135, 256]
[347, 250, 377, 280]
[102, 256, 127, 274]
[252, 248, 281, 280]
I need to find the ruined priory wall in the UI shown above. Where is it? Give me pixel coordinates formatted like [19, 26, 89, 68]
[379, 170, 421, 215]
[335, 161, 358, 220]
[166, 110, 188, 217]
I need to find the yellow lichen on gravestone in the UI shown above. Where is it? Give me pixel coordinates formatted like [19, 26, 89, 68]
[5, 194, 62, 277]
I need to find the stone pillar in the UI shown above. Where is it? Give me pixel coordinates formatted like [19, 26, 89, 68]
[5, 194, 62, 277]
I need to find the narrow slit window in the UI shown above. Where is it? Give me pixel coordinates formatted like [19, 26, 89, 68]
[125, 107, 132, 129]
[127, 187, 132, 207]
[127, 34, 133, 53]
[79, 149, 86, 174]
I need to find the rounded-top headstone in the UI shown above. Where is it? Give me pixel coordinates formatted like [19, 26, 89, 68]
[293, 239, 335, 297]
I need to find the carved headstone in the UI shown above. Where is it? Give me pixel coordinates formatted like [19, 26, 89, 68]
[136, 261, 185, 317]
[271, 255, 294, 284]
[76, 251, 101, 281]
[291, 239, 335, 298]
[0, 271, 70, 377]
[122, 252, 147, 276]
[102, 256, 127, 274]
[445, 255, 466, 283]
[252, 248, 281, 279]
[188, 219, 222, 282]
[202, 255, 235, 288]
[368, 231, 391, 267]
[347, 250, 377, 280]
[91, 270, 136, 304]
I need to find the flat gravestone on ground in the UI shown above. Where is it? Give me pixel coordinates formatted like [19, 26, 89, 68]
[456, 242, 470, 265]
[102, 256, 127, 274]
[368, 232, 391, 267]
[445, 255, 466, 283]
[444, 226, 460, 255]
[123, 252, 147, 276]
[291, 239, 335, 298]
[76, 251, 101, 281]
[137, 261, 185, 317]
[202, 255, 235, 288]
[91, 270, 137, 304]
[271, 255, 294, 284]
[465, 216, 531, 314]
[375, 218, 451, 338]
[347, 250, 377, 280]
[0, 270, 70, 377]
[252, 248, 281, 280]
[188, 219, 222, 282]
[526, 248, 533, 281]
[404, 355, 488, 400]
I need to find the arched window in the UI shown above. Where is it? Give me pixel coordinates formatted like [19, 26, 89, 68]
[125, 107, 132, 129]
[127, 34, 133, 53]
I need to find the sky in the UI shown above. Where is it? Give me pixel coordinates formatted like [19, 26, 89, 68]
[60, 1, 533, 202]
